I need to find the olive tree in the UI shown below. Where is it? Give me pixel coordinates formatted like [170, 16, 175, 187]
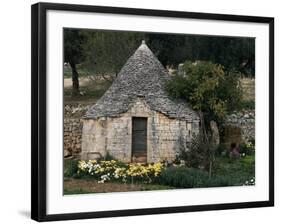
[166, 61, 242, 177]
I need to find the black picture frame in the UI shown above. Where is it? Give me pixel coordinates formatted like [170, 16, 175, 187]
[31, 2, 274, 222]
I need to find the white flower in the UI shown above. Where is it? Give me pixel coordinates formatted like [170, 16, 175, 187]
[93, 164, 101, 169]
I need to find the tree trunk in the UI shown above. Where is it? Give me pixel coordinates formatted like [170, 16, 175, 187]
[198, 111, 208, 143]
[70, 62, 79, 96]
[208, 156, 213, 179]
[198, 110, 213, 178]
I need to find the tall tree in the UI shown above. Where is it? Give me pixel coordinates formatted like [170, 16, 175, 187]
[146, 34, 196, 68]
[82, 31, 144, 81]
[166, 61, 242, 177]
[64, 29, 86, 95]
[146, 33, 255, 76]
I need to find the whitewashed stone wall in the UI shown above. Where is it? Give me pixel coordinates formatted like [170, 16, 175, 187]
[81, 98, 199, 163]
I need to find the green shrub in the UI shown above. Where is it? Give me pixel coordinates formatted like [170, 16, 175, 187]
[175, 133, 208, 169]
[206, 175, 232, 187]
[215, 144, 229, 157]
[64, 159, 79, 177]
[239, 141, 255, 156]
[213, 155, 255, 185]
[239, 100, 255, 110]
[156, 167, 232, 188]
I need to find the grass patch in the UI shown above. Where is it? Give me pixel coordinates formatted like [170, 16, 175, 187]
[157, 155, 255, 188]
[156, 167, 232, 188]
[213, 155, 255, 185]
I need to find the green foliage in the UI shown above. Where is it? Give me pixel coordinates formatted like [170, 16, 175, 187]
[156, 167, 232, 188]
[64, 29, 255, 78]
[239, 139, 255, 156]
[239, 100, 255, 110]
[215, 144, 229, 157]
[213, 155, 255, 185]
[64, 155, 255, 189]
[77, 160, 164, 184]
[64, 29, 88, 95]
[63, 29, 254, 99]
[166, 61, 243, 178]
[166, 61, 242, 124]
[157, 154, 255, 188]
[157, 167, 207, 188]
[64, 29, 86, 65]
[147, 34, 189, 67]
[64, 159, 79, 177]
[176, 133, 208, 169]
[82, 31, 144, 79]
[216, 71, 243, 113]
[146, 34, 255, 76]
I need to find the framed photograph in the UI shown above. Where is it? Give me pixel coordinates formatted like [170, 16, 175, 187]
[31, 2, 274, 222]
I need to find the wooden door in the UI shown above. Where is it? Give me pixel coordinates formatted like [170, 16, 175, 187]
[132, 117, 147, 163]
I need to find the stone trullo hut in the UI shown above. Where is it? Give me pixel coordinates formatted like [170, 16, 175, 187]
[81, 41, 200, 163]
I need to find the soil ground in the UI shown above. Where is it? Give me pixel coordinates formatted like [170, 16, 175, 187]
[64, 178, 174, 195]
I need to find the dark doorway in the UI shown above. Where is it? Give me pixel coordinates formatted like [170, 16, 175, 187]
[132, 117, 147, 163]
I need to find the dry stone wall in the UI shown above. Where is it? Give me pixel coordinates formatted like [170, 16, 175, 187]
[222, 110, 255, 146]
[64, 105, 89, 157]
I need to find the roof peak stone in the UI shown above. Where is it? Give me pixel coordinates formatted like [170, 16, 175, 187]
[137, 40, 151, 52]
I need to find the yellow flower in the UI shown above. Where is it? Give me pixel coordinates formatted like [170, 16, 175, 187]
[89, 159, 97, 164]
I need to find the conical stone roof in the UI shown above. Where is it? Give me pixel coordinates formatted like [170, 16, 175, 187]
[83, 41, 199, 121]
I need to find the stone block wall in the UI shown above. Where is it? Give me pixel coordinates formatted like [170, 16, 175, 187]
[81, 98, 200, 163]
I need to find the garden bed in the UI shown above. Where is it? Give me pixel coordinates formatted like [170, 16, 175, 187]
[64, 154, 255, 195]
